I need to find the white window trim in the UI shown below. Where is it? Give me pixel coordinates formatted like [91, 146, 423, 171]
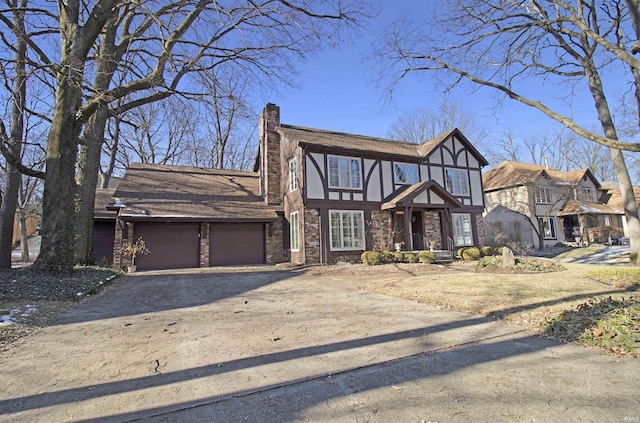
[452, 212, 473, 246]
[394, 162, 419, 184]
[538, 215, 557, 240]
[328, 155, 362, 189]
[582, 187, 593, 201]
[445, 168, 470, 196]
[536, 186, 552, 204]
[290, 211, 300, 252]
[329, 210, 365, 251]
[289, 157, 298, 192]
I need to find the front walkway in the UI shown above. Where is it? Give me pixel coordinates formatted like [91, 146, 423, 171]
[0, 268, 637, 422]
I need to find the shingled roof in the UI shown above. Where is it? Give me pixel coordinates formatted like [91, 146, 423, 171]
[557, 199, 623, 216]
[276, 125, 488, 165]
[94, 188, 117, 220]
[483, 161, 597, 191]
[112, 163, 280, 221]
[602, 186, 640, 210]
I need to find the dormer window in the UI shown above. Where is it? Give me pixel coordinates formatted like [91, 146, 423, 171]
[536, 186, 552, 204]
[582, 187, 593, 201]
[328, 155, 361, 189]
[394, 163, 419, 184]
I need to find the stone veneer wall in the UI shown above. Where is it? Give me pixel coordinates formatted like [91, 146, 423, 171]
[369, 210, 393, 251]
[113, 219, 124, 269]
[113, 220, 134, 269]
[303, 209, 320, 264]
[475, 213, 486, 247]
[265, 217, 284, 264]
[199, 223, 209, 267]
[423, 210, 442, 249]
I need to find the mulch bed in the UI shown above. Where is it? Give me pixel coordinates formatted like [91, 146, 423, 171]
[0, 267, 120, 301]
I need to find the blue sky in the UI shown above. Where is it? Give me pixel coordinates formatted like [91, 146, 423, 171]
[253, 1, 603, 147]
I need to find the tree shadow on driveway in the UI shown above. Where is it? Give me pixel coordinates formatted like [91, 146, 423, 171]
[0, 315, 521, 416]
[53, 268, 295, 325]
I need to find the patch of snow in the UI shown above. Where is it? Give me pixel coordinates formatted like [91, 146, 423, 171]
[0, 305, 37, 326]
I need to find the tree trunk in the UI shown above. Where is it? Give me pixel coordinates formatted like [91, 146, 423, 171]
[34, 52, 84, 272]
[0, 3, 27, 269]
[75, 108, 109, 265]
[609, 148, 640, 255]
[35, 103, 81, 272]
[582, 58, 640, 256]
[18, 207, 29, 262]
[101, 115, 120, 188]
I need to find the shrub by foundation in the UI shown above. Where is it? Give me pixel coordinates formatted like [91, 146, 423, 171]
[392, 251, 405, 263]
[481, 246, 495, 256]
[419, 251, 436, 264]
[404, 252, 418, 263]
[361, 251, 384, 265]
[462, 247, 481, 261]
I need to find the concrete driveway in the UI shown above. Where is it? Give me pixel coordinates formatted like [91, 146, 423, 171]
[0, 267, 638, 422]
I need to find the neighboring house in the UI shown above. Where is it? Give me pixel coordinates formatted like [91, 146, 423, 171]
[103, 103, 488, 270]
[483, 161, 624, 248]
[600, 184, 640, 237]
[259, 103, 488, 264]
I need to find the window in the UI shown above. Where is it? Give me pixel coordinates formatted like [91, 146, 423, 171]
[289, 157, 298, 192]
[394, 163, 419, 184]
[582, 187, 593, 201]
[445, 169, 470, 196]
[290, 212, 299, 251]
[604, 215, 612, 227]
[537, 216, 557, 239]
[452, 213, 473, 246]
[536, 186, 552, 204]
[328, 156, 361, 189]
[329, 210, 364, 250]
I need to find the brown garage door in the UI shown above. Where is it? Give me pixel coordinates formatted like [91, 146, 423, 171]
[210, 223, 265, 266]
[133, 222, 200, 271]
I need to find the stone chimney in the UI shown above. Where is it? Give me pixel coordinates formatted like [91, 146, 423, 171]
[259, 103, 282, 206]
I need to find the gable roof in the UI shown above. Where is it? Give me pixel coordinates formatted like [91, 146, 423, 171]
[381, 181, 463, 210]
[277, 125, 488, 165]
[113, 163, 280, 221]
[483, 161, 599, 191]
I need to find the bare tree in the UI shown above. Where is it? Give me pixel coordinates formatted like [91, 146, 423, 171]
[189, 67, 258, 170]
[115, 98, 195, 167]
[0, 0, 367, 272]
[388, 100, 488, 146]
[377, 0, 640, 257]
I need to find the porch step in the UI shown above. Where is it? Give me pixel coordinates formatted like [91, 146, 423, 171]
[433, 250, 455, 263]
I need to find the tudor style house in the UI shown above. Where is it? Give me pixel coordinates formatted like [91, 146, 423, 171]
[259, 103, 488, 264]
[483, 161, 625, 248]
[106, 103, 488, 270]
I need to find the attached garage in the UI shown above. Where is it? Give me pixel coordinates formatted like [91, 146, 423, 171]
[210, 223, 265, 266]
[111, 164, 280, 270]
[133, 222, 200, 271]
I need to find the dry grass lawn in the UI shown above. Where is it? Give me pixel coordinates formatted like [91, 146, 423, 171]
[357, 262, 634, 333]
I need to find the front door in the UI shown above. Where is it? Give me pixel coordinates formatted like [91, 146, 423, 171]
[411, 211, 424, 250]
